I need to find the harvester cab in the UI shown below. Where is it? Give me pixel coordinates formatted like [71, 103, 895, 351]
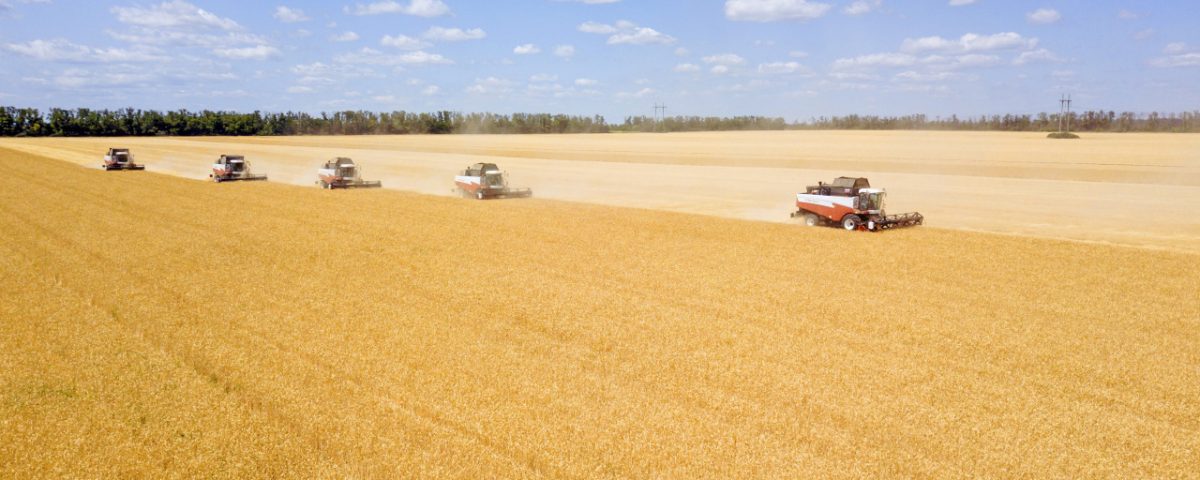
[211, 155, 267, 183]
[791, 177, 923, 231]
[454, 162, 533, 199]
[317, 157, 382, 189]
[102, 148, 145, 171]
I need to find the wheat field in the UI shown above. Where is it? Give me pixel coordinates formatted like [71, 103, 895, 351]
[3, 130, 1198, 253]
[1, 140, 1198, 478]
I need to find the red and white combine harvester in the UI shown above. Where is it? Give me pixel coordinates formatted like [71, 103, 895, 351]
[454, 163, 532, 199]
[101, 148, 144, 171]
[791, 177, 923, 231]
[210, 154, 267, 183]
[316, 157, 382, 189]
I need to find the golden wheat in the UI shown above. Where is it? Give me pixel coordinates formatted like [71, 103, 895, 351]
[2, 131, 1198, 253]
[1, 147, 1197, 478]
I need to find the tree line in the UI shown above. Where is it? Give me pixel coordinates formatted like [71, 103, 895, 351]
[0, 107, 610, 136]
[796, 111, 1200, 133]
[1, 106, 1197, 136]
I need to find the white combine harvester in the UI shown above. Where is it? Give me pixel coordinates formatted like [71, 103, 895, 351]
[101, 148, 144, 171]
[453, 163, 532, 199]
[210, 155, 267, 183]
[317, 157, 382, 189]
[791, 177, 923, 231]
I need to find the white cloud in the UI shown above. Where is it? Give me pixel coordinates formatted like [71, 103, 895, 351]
[574, 78, 598, 86]
[373, 95, 396, 102]
[1027, 8, 1061, 24]
[111, 1, 240, 31]
[758, 61, 805, 74]
[948, 0, 975, 5]
[833, 52, 917, 69]
[674, 47, 690, 56]
[702, 53, 746, 65]
[1164, 42, 1188, 54]
[346, 0, 450, 17]
[608, 27, 675, 45]
[673, 63, 700, 72]
[3, 38, 167, 63]
[335, 47, 452, 66]
[513, 43, 540, 55]
[893, 71, 958, 82]
[286, 85, 314, 94]
[1150, 53, 1200, 68]
[711, 65, 730, 74]
[1012, 48, 1062, 65]
[615, 87, 654, 98]
[577, 21, 617, 34]
[466, 76, 515, 95]
[422, 26, 487, 41]
[789, 50, 809, 58]
[843, 0, 880, 15]
[274, 6, 309, 23]
[901, 32, 1038, 53]
[554, 44, 576, 58]
[291, 63, 326, 77]
[554, 0, 620, 3]
[381, 34, 431, 50]
[213, 45, 280, 60]
[1117, 10, 1140, 20]
[579, 20, 676, 45]
[421, 85, 440, 95]
[724, 0, 832, 22]
[948, 54, 999, 68]
[53, 68, 156, 88]
[105, 29, 270, 50]
[331, 31, 360, 42]
[828, 72, 879, 81]
[530, 73, 557, 82]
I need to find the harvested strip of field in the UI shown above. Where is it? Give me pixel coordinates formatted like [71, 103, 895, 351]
[2, 149, 1198, 478]
[3, 131, 1198, 253]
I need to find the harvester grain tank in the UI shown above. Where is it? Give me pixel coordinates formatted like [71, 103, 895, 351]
[454, 163, 532, 199]
[210, 155, 267, 182]
[101, 148, 144, 171]
[790, 177, 923, 231]
[317, 157, 382, 189]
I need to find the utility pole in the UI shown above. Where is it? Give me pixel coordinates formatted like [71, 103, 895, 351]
[1058, 94, 1073, 133]
[653, 102, 667, 132]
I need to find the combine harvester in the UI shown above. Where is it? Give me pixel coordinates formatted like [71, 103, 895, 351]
[317, 157, 382, 189]
[101, 148, 144, 171]
[210, 155, 267, 183]
[790, 177, 923, 231]
[454, 163, 532, 200]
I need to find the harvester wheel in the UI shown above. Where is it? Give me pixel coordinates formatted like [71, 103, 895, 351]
[476, 191, 484, 200]
[804, 213, 819, 227]
[842, 215, 861, 231]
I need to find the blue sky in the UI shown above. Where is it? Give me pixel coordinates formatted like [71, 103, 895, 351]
[1, 0, 1196, 120]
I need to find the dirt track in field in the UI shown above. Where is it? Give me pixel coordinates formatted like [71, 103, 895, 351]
[2, 131, 1198, 253]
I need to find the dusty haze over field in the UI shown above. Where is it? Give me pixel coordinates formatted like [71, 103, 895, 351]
[3, 131, 1198, 253]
